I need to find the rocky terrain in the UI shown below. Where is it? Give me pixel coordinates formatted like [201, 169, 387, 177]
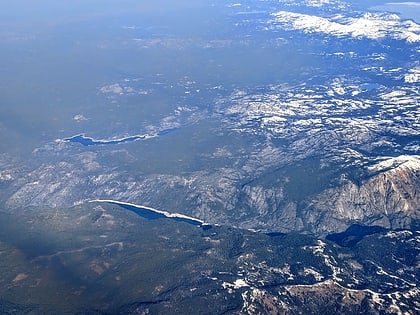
[0, 0, 418, 313]
[1, 88, 418, 235]
[1, 0, 418, 235]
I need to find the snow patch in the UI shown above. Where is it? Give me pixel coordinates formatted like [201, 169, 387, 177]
[222, 279, 250, 290]
[404, 67, 420, 83]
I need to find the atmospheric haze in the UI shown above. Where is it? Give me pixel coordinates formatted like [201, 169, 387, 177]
[0, 0, 419, 314]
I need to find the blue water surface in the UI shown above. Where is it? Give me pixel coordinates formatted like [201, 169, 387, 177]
[65, 134, 144, 146]
[103, 201, 212, 229]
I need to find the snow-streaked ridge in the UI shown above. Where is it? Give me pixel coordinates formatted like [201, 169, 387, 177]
[271, 11, 420, 42]
[367, 155, 420, 173]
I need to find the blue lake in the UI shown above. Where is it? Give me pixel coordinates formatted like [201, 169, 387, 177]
[65, 134, 144, 146]
[97, 200, 212, 230]
[65, 128, 178, 146]
[326, 224, 387, 247]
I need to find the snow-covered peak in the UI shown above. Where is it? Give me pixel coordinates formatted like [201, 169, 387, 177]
[367, 155, 420, 173]
[271, 11, 420, 42]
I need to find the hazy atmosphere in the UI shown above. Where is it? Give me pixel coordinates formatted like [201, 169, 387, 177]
[0, 0, 419, 314]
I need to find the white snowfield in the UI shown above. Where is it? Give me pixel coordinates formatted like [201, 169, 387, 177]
[271, 11, 420, 42]
[367, 155, 420, 173]
[404, 67, 420, 83]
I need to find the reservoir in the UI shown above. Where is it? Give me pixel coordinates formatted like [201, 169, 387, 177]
[326, 224, 387, 247]
[64, 128, 177, 146]
[92, 200, 211, 230]
[65, 134, 144, 146]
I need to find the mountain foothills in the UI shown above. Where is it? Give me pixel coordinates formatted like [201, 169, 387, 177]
[0, 203, 418, 314]
[0, 0, 419, 313]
